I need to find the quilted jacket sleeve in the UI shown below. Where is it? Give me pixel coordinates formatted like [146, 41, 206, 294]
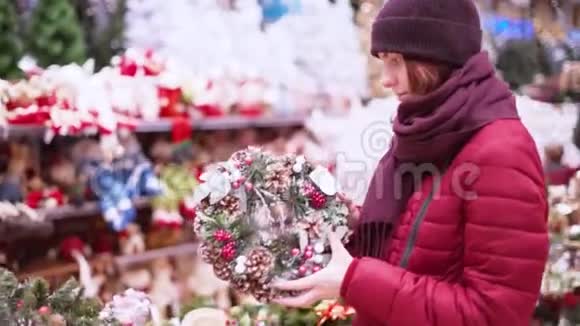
[340, 134, 549, 325]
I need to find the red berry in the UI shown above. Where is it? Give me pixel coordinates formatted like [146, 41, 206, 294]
[312, 265, 321, 273]
[16, 300, 23, 310]
[298, 265, 308, 276]
[238, 176, 246, 183]
[304, 250, 313, 259]
[213, 229, 233, 242]
[38, 306, 50, 315]
[244, 182, 253, 191]
[221, 242, 236, 261]
[291, 248, 300, 256]
[309, 191, 327, 209]
[305, 245, 313, 252]
[244, 157, 253, 165]
[303, 183, 315, 196]
[232, 181, 241, 189]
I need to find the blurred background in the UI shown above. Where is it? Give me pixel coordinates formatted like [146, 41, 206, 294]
[0, 0, 579, 324]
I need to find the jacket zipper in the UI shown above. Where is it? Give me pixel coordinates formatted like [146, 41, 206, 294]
[399, 183, 436, 269]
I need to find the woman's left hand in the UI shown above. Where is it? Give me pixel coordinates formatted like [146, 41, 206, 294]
[272, 232, 354, 308]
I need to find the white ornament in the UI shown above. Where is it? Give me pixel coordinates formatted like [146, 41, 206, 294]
[234, 263, 247, 274]
[313, 255, 324, 264]
[292, 163, 303, 173]
[236, 255, 248, 264]
[314, 242, 325, 254]
[309, 166, 337, 196]
[569, 225, 580, 238]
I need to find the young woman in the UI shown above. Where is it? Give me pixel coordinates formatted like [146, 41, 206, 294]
[273, 0, 549, 325]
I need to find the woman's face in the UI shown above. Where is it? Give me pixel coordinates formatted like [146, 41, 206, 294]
[378, 52, 411, 101]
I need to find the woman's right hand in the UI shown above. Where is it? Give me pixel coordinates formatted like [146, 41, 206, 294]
[338, 193, 360, 227]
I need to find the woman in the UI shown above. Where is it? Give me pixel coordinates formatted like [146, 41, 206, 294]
[273, 0, 549, 325]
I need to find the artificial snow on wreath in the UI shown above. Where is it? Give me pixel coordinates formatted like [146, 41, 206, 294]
[192, 147, 351, 302]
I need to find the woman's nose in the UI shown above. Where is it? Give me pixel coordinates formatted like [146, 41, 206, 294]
[382, 75, 397, 89]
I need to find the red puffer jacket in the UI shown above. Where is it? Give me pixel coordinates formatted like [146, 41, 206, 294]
[340, 119, 549, 326]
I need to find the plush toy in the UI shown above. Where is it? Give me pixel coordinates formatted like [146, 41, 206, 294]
[90, 134, 162, 232]
[24, 174, 65, 209]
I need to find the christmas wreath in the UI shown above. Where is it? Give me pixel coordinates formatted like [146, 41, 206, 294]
[193, 147, 351, 302]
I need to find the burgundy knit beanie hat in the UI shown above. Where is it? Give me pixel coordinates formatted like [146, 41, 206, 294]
[371, 0, 482, 67]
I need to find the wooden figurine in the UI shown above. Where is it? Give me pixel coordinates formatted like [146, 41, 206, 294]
[149, 257, 180, 320]
[187, 252, 231, 310]
[120, 223, 146, 256]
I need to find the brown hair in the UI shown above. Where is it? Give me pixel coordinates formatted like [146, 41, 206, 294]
[405, 58, 454, 95]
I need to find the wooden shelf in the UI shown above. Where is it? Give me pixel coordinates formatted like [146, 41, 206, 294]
[18, 242, 198, 279]
[2, 115, 307, 138]
[115, 242, 198, 268]
[40, 197, 150, 221]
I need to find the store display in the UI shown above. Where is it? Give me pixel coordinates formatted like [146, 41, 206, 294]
[193, 147, 351, 302]
[0, 268, 101, 325]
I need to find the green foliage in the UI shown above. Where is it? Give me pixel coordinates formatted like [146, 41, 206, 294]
[0, 268, 102, 325]
[27, 0, 87, 67]
[0, 0, 23, 79]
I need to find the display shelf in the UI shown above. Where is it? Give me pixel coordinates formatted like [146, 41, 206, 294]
[115, 242, 198, 268]
[17, 242, 198, 280]
[2, 114, 308, 138]
[40, 197, 150, 221]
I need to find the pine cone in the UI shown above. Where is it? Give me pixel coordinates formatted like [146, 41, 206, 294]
[200, 244, 221, 264]
[245, 248, 273, 281]
[218, 196, 240, 215]
[264, 163, 291, 193]
[231, 276, 251, 293]
[214, 261, 233, 281]
[251, 283, 274, 303]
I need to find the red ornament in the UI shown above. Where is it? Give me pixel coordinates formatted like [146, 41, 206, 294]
[178, 201, 196, 221]
[305, 245, 313, 252]
[291, 248, 301, 256]
[221, 242, 237, 261]
[238, 176, 246, 183]
[564, 292, 578, 307]
[312, 265, 321, 273]
[38, 306, 50, 315]
[298, 265, 308, 276]
[232, 181, 241, 189]
[304, 250, 313, 259]
[213, 229, 233, 243]
[309, 191, 327, 209]
[244, 157, 253, 165]
[59, 236, 85, 261]
[244, 182, 254, 191]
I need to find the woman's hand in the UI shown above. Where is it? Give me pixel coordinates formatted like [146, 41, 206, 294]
[338, 193, 360, 228]
[272, 232, 354, 308]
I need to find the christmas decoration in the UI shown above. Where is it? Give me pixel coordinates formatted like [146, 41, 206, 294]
[193, 147, 351, 303]
[27, 0, 87, 67]
[99, 288, 154, 326]
[88, 133, 162, 232]
[0, 0, 23, 80]
[0, 268, 102, 325]
[314, 300, 355, 325]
